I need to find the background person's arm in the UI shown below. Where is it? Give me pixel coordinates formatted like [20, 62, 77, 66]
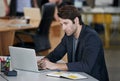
[54, 7, 59, 21]
[3, 0, 10, 16]
[32, 0, 38, 7]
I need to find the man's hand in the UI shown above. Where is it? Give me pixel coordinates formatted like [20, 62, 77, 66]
[37, 58, 57, 70]
[37, 58, 68, 71]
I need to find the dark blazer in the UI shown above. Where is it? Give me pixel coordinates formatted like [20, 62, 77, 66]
[46, 24, 109, 81]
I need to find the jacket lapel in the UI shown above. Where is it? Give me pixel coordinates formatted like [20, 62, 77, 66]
[74, 24, 86, 61]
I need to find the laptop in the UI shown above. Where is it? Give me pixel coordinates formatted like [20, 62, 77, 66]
[24, 7, 41, 27]
[9, 46, 43, 72]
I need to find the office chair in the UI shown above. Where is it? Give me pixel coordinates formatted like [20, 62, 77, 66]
[14, 3, 55, 53]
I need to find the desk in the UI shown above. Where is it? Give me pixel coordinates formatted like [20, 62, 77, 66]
[82, 7, 120, 48]
[0, 56, 98, 81]
[0, 19, 39, 56]
[0, 70, 98, 81]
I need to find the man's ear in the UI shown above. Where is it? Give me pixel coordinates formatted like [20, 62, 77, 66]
[74, 17, 79, 25]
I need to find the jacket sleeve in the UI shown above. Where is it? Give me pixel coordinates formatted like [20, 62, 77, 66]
[66, 34, 102, 73]
[45, 35, 67, 62]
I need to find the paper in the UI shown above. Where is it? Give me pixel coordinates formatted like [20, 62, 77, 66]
[8, 24, 31, 27]
[46, 71, 87, 80]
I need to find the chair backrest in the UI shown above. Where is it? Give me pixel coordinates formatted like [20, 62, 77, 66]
[36, 3, 55, 35]
[32, 3, 56, 52]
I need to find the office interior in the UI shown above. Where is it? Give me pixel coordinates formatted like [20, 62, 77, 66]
[0, 0, 120, 81]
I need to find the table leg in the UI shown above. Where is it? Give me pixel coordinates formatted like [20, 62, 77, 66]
[0, 31, 15, 56]
[83, 14, 88, 25]
[104, 23, 110, 48]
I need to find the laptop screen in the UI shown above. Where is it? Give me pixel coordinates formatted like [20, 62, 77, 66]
[9, 46, 39, 72]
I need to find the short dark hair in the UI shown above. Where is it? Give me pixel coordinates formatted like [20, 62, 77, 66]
[58, 5, 83, 25]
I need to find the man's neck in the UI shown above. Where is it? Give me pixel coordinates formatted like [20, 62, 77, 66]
[74, 25, 82, 39]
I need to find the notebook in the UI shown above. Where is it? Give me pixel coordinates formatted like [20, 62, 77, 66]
[9, 46, 43, 72]
[24, 7, 41, 26]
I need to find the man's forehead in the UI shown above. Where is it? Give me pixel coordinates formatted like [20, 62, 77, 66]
[59, 18, 71, 22]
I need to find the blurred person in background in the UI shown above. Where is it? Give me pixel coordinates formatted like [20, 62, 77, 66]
[48, 0, 71, 21]
[3, 0, 38, 17]
[38, 0, 71, 8]
[36, 0, 67, 21]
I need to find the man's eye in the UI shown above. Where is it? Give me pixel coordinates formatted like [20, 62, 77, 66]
[64, 22, 68, 25]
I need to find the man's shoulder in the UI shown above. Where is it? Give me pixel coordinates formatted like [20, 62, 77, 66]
[84, 25, 98, 35]
[81, 25, 100, 40]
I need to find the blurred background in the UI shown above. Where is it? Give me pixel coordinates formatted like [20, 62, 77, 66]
[0, 0, 120, 81]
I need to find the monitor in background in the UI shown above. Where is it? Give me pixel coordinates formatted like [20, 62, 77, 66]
[9, 46, 41, 72]
[74, 0, 85, 9]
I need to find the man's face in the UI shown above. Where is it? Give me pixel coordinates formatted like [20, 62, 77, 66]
[59, 18, 77, 36]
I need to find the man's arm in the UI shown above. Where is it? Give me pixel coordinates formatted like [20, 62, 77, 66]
[45, 35, 67, 62]
[37, 35, 68, 70]
[3, 0, 10, 16]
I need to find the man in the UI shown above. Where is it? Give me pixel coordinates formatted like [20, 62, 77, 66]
[3, 0, 37, 16]
[38, 5, 109, 81]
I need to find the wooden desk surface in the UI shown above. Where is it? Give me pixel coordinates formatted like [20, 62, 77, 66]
[0, 19, 39, 32]
[0, 18, 40, 56]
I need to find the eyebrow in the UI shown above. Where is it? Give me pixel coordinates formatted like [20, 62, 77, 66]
[63, 22, 68, 24]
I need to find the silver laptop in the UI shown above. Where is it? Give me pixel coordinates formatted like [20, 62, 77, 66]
[9, 46, 43, 72]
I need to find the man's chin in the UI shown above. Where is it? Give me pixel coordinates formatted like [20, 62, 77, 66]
[66, 33, 72, 36]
